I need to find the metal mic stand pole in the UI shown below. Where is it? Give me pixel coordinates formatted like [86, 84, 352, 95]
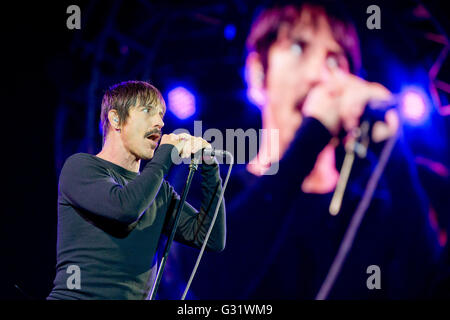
[181, 151, 233, 300]
[148, 157, 199, 300]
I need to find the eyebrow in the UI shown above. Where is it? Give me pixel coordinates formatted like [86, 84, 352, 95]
[141, 105, 164, 112]
[158, 105, 166, 116]
[142, 105, 166, 118]
[292, 35, 345, 56]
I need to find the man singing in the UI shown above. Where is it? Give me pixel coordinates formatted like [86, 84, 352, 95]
[198, 1, 441, 299]
[47, 80, 226, 300]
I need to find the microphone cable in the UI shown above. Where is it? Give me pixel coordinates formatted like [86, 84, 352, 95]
[316, 116, 399, 300]
[181, 150, 234, 300]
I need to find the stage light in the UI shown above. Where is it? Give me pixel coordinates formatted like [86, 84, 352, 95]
[224, 24, 236, 41]
[400, 88, 428, 123]
[167, 86, 196, 120]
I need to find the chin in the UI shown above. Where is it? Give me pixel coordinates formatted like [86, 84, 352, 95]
[134, 148, 154, 161]
[140, 154, 153, 161]
[144, 150, 155, 160]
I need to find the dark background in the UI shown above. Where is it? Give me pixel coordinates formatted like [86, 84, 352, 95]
[1, 0, 449, 299]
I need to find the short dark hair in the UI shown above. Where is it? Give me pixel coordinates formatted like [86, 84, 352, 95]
[246, 1, 361, 75]
[100, 80, 165, 142]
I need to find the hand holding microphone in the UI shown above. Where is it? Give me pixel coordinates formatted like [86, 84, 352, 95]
[302, 70, 401, 216]
[302, 69, 398, 141]
[161, 133, 211, 157]
[160, 132, 229, 165]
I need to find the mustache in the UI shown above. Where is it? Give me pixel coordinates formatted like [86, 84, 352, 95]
[144, 128, 162, 139]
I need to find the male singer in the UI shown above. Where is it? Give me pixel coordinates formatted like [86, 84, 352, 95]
[199, 1, 441, 299]
[47, 80, 226, 300]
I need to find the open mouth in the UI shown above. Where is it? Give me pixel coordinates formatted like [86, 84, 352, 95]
[145, 132, 161, 147]
[296, 96, 306, 112]
[146, 133, 161, 141]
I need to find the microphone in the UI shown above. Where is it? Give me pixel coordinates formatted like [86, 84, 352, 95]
[362, 96, 398, 125]
[202, 148, 230, 158]
[191, 148, 231, 165]
[337, 98, 398, 144]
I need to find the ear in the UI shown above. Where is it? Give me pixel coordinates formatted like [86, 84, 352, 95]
[245, 52, 267, 107]
[107, 109, 121, 131]
[245, 51, 265, 89]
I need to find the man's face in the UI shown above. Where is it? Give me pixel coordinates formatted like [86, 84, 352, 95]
[120, 102, 165, 160]
[265, 10, 350, 126]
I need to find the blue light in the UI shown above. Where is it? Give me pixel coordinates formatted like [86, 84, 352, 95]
[224, 24, 236, 41]
[399, 86, 430, 124]
[167, 86, 196, 120]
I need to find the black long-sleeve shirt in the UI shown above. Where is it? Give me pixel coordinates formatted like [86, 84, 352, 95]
[47, 144, 226, 300]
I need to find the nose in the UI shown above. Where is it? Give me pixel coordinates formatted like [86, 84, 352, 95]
[303, 52, 329, 89]
[155, 114, 164, 129]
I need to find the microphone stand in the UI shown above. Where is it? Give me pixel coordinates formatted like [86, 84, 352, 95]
[181, 151, 233, 300]
[148, 157, 199, 300]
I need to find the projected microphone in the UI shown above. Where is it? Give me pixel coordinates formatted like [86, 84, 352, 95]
[362, 96, 399, 125]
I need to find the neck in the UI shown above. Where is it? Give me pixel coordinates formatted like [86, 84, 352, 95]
[248, 105, 339, 194]
[247, 105, 301, 175]
[301, 143, 339, 194]
[96, 136, 141, 173]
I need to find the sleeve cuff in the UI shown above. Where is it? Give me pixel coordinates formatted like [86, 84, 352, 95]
[146, 144, 176, 175]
